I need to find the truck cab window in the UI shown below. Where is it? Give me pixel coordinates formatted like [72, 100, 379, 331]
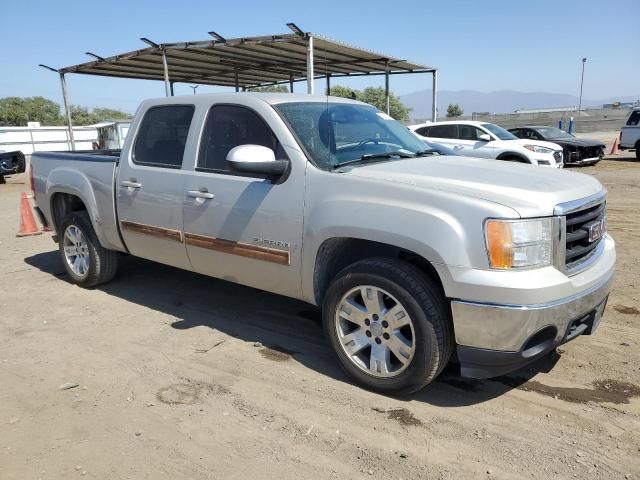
[133, 105, 194, 168]
[198, 105, 287, 173]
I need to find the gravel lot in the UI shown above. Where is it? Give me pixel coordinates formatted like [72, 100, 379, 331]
[1, 151, 639, 479]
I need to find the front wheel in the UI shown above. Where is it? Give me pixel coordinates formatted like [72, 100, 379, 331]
[59, 211, 119, 288]
[323, 258, 453, 395]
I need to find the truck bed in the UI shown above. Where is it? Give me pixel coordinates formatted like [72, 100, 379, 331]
[31, 150, 126, 252]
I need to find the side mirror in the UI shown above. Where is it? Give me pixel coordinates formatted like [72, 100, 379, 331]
[226, 144, 289, 179]
[478, 133, 492, 142]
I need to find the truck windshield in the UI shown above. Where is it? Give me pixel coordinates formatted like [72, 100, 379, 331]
[275, 102, 430, 170]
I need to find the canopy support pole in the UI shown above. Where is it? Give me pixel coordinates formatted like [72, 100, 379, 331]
[384, 60, 390, 115]
[161, 49, 170, 97]
[289, 74, 294, 93]
[59, 73, 75, 151]
[169, 81, 175, 96]
[431, 70, 438, 122]
[234, 69, 239, 92]
[306, 35, 314, 94]
[326, 73, 331, 95]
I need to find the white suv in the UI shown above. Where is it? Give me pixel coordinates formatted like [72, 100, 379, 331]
[410, 120, 564, 167]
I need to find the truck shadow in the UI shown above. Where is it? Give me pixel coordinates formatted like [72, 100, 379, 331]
[25, 250, 559, 407]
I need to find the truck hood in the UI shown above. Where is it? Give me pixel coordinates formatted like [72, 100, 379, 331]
[342, 156, 603, 218]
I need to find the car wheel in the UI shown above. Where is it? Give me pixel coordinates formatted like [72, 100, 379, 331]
[323, 258, 453, 395]
[636, 143, 640, 161]
[59, 211, 119, 287]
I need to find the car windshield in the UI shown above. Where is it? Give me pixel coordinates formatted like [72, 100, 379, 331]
[275, 102, 430, 170]
[534, 127, 574, 139]
[481, 123, 518, 140]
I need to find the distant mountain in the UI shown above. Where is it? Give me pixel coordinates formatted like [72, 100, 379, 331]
[400, 89, 640, 120]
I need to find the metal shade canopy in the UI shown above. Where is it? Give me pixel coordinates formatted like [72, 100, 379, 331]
[41, 24, 438, 150]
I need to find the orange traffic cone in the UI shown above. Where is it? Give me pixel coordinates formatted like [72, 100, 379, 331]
[16, 192, 42, 237]
[610, 136, 619, 155]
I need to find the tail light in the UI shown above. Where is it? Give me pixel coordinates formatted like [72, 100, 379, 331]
[29, 166, 35, 198]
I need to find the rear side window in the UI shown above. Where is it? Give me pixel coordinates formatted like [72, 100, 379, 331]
[415, 126, 430, 136]
[428, 124, 457, 139]
[133, 105, 194, 168]
[197, 104, 287, 173]
[627, 111, 640, 126]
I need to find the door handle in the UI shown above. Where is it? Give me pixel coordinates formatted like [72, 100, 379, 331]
[187, 189, 215, 200]
[453, 145, 464, 150]
[121, 180, 142, 189]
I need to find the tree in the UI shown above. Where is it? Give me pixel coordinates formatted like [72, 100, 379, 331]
[0, 96, 63, 126]
[91, 108, 131, 122]
[329, 85, 411, 121]
[248, 85, 289, 93]
[446, 103, 463, 117]
[0, 96, 130, 126]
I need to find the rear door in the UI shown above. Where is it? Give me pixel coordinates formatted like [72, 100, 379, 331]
[116, 104, 195, 270]
[181, 102, 305, 299]
[422, 124, 459, 150]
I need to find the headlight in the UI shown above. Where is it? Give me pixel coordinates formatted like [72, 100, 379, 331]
[523, 145, 554, 154]
[485, 218, 553, 269]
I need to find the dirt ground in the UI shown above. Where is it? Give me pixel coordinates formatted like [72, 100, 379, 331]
[1, 151, 639, 480]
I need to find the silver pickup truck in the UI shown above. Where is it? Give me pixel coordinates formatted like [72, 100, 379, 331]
[31, 93, 616, 394]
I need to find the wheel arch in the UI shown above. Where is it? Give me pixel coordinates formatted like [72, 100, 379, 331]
[312, 237, 447, 306]
[496, 151, 531, 163]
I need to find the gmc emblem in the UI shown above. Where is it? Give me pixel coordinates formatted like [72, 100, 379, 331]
[587, 218, 605, 243]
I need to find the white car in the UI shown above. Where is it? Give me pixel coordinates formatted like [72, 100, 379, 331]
[619, 107, 639, 160]
[410, 120, 564, 167]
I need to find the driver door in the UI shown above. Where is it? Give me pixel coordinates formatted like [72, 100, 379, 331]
[181, 103, 305, 299]
[457, 125, 494, 158]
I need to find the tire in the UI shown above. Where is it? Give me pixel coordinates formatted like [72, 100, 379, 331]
[322, 258, 453, 395]
[58, 211, 119, 288]
[635, 143, 640, 161]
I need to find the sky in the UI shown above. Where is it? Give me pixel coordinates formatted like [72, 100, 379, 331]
[1, 0, 638, 113]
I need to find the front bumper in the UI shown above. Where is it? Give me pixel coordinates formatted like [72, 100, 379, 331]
[449, 235, 615, 379]
[453, 271, 612, 378]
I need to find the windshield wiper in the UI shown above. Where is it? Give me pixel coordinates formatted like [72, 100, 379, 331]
[333, 150, 414, 170]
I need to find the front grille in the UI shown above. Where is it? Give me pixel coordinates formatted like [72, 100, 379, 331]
[564, 201, 606, 270]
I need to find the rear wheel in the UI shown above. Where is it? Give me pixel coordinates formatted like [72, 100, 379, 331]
[323, 258, 452, 395]
[635, 142, 640, 161]
[59, 211, 119, 287]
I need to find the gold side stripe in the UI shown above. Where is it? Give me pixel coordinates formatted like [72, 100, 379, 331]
[184, 233, 290, 266]
[120, 221, 183, 243]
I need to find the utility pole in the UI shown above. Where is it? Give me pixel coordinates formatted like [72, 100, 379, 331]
[578, 57, 587, 115]
[190, 85, 199, 95]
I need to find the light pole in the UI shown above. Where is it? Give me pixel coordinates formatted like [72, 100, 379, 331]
[578, 57, 587, 115]
[190, 85, 199, 95]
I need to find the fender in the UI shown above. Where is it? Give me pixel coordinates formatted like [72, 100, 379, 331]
[46, 166, 125, 251]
